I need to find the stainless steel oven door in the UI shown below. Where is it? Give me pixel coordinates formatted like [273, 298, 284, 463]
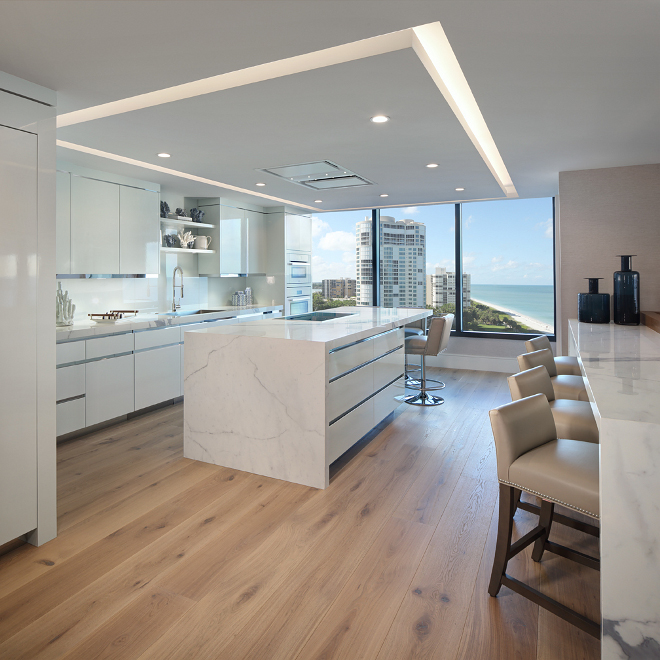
[285, 285, 312, 315]
[286, 252, 311, 285]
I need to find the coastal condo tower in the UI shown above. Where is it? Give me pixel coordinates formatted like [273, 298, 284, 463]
[356, 216, 426, 308]
[426, 266, 472, 309]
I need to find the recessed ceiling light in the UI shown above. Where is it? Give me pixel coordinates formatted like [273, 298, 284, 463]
[314, 200, 323, 203]
[380, 194, 389, 198]
[157, 153, 171, 158]
[256, 182, 266, 187]
[370, 115, 389, 123]
[426, 163, 438, 168]
[455, 187, 465, 191]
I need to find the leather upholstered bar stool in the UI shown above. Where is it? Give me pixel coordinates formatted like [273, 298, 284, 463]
[395, 314, 453, 406]
[525, 335, 581, 376]
[508, 366, 599, 444]
[403, 325, 424, 384]
[488, 394, 600, 638]
[406, 314, 453, 390]
[518, 348, 588, 401]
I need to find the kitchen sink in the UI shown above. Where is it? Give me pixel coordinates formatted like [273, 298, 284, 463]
[158, 309, 227, 317]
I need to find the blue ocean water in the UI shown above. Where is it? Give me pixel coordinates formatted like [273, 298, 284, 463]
[470, 284, 555, 326]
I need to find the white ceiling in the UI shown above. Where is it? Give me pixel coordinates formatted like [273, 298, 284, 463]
[2, 0, 659, 210]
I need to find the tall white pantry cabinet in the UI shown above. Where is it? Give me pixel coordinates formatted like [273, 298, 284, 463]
[0, 72, 57, 547]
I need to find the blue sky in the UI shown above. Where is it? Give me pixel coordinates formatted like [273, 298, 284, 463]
[312, 197, 554, 285]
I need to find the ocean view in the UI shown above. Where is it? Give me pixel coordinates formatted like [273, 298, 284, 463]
[470, 284, 555, 328]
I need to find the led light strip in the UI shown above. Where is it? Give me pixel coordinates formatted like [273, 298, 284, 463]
[56, 21, 517, 205]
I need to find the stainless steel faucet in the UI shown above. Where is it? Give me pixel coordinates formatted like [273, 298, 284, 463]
[172, 266, 184, 311]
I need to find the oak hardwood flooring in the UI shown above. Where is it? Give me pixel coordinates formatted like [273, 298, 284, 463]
[0, 368, 600, 660]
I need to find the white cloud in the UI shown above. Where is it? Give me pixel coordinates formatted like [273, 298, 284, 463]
[535, 218, 553, 239]
[463, 214, 475, 229]
[311, 216, 331, 237]
[492, 259, 518, 272]
[312, 254, 355, 280]
[403, 207, 419, 215]
[318, 230, 355, 252]
[492, 256, 503, 264]
[426, 258, 455, 275]
[463, 253, 476, 266]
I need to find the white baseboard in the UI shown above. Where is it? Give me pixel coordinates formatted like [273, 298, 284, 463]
[424, 352, 517, 374]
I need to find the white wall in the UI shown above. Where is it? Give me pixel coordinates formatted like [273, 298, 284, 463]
[558, 163, 660, 353]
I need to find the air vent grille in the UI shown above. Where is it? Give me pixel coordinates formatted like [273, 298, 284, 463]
[259, 160, 373, 190]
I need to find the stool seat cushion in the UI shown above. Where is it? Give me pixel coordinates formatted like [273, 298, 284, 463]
[405, 328, 424, 337]
[508, 438, 599, 518]
[552, 375, 589, 401]
[549, 400, 599, 444]
[555, 355, 581, 376]
[405, 335, 427, 354]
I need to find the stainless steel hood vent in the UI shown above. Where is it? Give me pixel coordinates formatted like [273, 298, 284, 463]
[259, 161, 373, 190]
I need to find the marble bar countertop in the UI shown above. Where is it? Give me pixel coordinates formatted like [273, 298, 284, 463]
[185, 306, 431, 351]
[55, 304, 282, 341]
[569, 319, 660, 425]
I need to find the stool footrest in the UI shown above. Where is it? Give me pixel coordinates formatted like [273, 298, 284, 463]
[545, 541, 600, 570]
[517, 500, 600, 538]
[501, 575, 600, 639]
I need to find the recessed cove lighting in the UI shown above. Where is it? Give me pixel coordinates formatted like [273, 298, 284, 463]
[426, 163, 438, 168]
[315, 200, 323, 203]
[256, 182, 266, 187]
[370, 115, 389, 123]
[157, 153, 171, 158]
[380, 194, 389, 198]
[455, 187, 465, 191]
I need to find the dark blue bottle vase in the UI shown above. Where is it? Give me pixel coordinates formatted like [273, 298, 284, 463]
[613, 255, 640, 325]
[578, 278, 610, 323]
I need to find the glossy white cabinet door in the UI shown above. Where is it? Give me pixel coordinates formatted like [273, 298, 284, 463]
[56, 398, 85, 436]
[85, 354, 135, 426]
[135, 345, 181, 411]
[298, 215, 312, 252]
[56, 171, 71, 274]
[0, 125, 38, 545]
[246, 210, 266, 274]
[220, 206, 247, 274]
[71, 176, 120, 274]
[120, 186, 159, 274]
[285, 214, 312, 253]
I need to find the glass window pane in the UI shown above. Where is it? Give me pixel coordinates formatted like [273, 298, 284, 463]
[461, 198, 555, 335]
[377, 205, 456, 327]
[311, 210, 371, 310]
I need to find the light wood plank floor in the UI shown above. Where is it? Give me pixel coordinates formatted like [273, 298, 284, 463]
[0, 369, 600, 659]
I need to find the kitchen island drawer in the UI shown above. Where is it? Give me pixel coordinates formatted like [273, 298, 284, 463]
[86, 332, 134, 359]
[56, 364, 85, 401]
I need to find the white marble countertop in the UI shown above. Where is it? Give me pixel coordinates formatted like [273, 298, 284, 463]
[187, 306, 431, 350]
[569, 319, 660, 425]
[55, 304, 282, 341]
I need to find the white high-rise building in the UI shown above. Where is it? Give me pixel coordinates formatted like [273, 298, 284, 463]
[355, 216, 426, 308]
[426, 266, 472, 308]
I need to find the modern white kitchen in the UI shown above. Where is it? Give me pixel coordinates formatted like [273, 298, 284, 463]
[2, 4, 660, 660]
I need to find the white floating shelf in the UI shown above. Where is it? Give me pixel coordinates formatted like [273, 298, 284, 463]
[160, 247, 217, 254]
[160, 217, 216, 229]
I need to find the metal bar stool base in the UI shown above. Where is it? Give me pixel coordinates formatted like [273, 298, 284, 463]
[404, 378, 446, 391]
[395, 391, 445, 406]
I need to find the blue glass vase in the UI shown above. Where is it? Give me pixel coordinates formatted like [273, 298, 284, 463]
[613, 255, 640, 326]
[578, 278, 610, 323]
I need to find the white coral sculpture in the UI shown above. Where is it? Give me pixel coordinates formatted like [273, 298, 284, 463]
[56, 282, 75, 326]
[177, 229, 195, 248]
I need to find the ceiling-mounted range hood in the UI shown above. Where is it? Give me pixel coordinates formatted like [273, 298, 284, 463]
[259, 160, 373, 190]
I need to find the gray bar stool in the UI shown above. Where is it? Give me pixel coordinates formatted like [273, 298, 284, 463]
[518, 348, 588, 401]
[508, 366, 599, 444]
[403, 325, 424, 384]
[525, 335, 581, 376]
[488, 394, 600, 638]
[395, 314, 453, 406]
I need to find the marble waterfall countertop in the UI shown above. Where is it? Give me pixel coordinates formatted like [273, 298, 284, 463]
[184, 306, 430, 350]
[568, 320, 660, 658]
[55, 305, 282, 341]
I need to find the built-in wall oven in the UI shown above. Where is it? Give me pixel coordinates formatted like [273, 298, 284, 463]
[285, 285, 312, 316]
[286, 252, 311, 285]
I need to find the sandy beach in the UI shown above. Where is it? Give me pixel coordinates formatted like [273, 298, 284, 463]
[470, 297, 553, 334]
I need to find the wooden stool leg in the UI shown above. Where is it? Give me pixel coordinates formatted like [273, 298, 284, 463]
[488, 484, 516, 596]
[532, 499, 555, 562]
[513, 488, 522, 513]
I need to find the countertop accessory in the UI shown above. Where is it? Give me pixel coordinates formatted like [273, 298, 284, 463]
[245, 287, 252, 305]
[578, 277, 610, 323]
[160, 200, 170, 218]
[193, 235, 212, 250]
[190, 208, 205, 223]
[163, 233, 176, 248]
[613, 255, 640, 325]
[177, 229, 195, 249]
[88, 310, 138, 324]
[232, 291, 247, 306]
[56, 282, 75, 326]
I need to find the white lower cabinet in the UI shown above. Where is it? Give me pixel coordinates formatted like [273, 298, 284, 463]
[135, 345, 181, 411]
[85, 354, 135, 426]
[56, 398, 85, 436]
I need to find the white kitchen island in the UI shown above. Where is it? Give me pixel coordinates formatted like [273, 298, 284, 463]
[183, 307, 431, 488]
[568, 320, 660, 658]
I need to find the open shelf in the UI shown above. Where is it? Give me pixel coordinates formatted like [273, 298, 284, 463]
[160, 247, 217, 254]
[160, 217, 216, 229]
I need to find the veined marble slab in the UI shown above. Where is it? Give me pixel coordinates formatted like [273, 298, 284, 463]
[55, 305, 281, 341]
[568, 320, 660, 658]
[184, 307, 431, 488]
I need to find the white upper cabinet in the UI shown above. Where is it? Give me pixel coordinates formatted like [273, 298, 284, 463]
[120, 186, 159, 274]
[220, 205, 247, 274]
[246, 209, 266, 274]
[285, 213, 312, 252]
[56, 171, 71, 274]
[71, 176, 120, 274]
